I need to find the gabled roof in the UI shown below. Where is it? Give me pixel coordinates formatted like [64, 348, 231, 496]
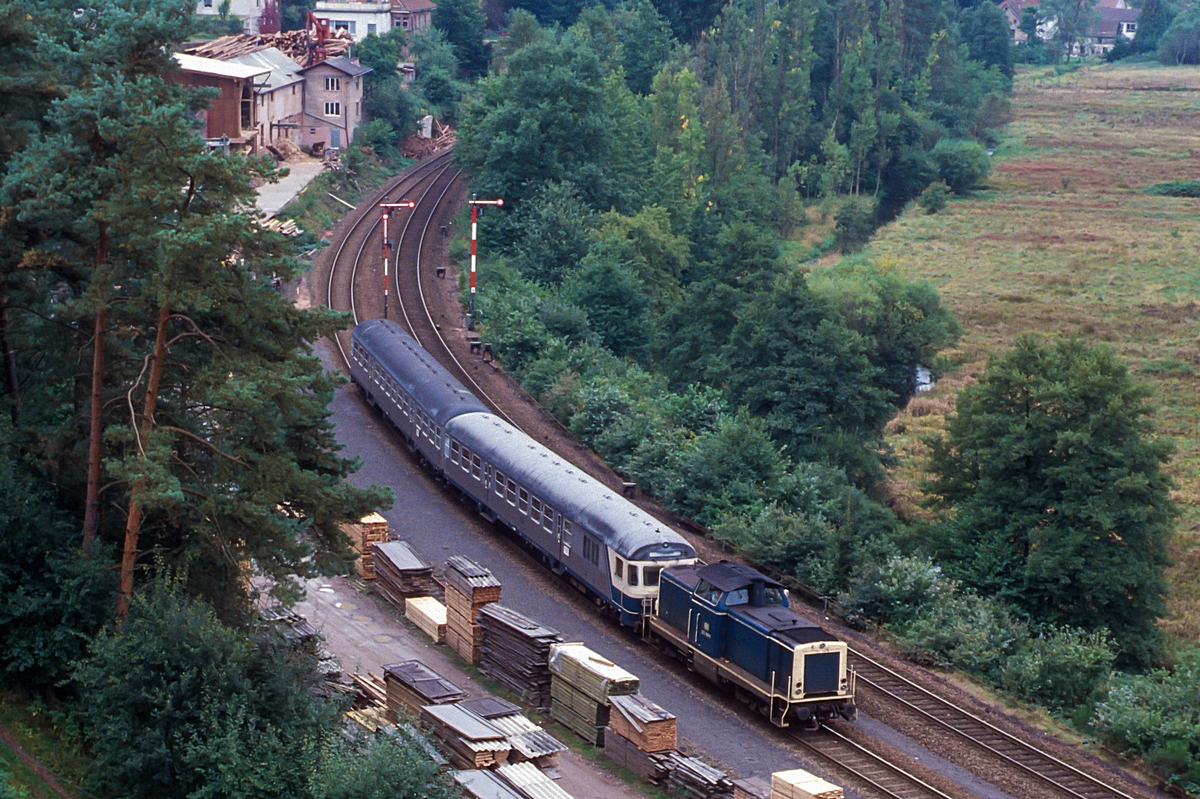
[298, 55, 373, 77]
[173, 52, 269, 81]
[229, 47, 303, 90]
[393, 0, 437, 12]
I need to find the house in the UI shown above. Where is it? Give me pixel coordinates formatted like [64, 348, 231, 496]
[311, 1, 394, 42]
[228, 47, 305, 150]
[998, 0, 1040, 42]
[1090, 7, 1140, 52]
[392, 0, 436, 33]
[193, 0, 264, 34]
[171, 53, 270, 154]
[296, 56, 372, 151]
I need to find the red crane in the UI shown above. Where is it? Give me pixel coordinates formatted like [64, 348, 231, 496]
[306, 10, 331, 67]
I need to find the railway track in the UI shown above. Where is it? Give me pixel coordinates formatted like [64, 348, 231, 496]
[793, 724, 961, 799]
[849, 650, 1140, 799]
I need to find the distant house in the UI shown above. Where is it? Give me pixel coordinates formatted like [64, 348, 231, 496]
[311, 1, 394, 42]
[998, 0, 1040, 42]
[229, 47, 305, 150]
[1090, 7, 1140, 52]
[170, 53, 270, 154]
[392, 0, 436, 33]
[193, 0, 264, 34]
[297, 56, 372, 151]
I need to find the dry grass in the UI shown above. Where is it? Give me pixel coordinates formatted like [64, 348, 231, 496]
[854, 62, 1200, 643]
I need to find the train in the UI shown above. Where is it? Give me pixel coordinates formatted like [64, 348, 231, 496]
[349, 318, 856, 727]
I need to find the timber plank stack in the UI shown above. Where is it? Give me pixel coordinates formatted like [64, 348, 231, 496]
[548, 643, 639, 747]
[478, 604, 563, 710]
[340, 512, 390, 580]
[664, 752, 735, 799]
[373, 541, 433, 610]
[733, 778, 772, 799]
[404, 596, 447, 643]
[419, 703, 511, 769]
[443, 557, 501, 664]
[770, 770, 843, 799]
[383, 660, 467, 718]
[608, 694, 676, 753]
[603, 727, 667, 781]
[459, 697, 567, 770]
[496, 762, 574, 799]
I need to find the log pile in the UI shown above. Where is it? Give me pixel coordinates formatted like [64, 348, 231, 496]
[404, 596, 447, 644]
[339, 513, 390, 579]
[373, 541, 433, 610]
[478, 604, 562, 710]
[419, 703, 511, 769]
[383, 660, 467, 718]
[496, 762, 575, 799]
[664, 752, 736, 799]
[548, 643, 638, 747]
[258, 217, 303, 237]
[181, 30, 352, 64]
[770, 770, 843, 799]
[443, 557, 501, 664]
[608, 694, 676, 753]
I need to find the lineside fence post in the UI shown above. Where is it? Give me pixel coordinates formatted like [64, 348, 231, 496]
[379, 200, 415, 320]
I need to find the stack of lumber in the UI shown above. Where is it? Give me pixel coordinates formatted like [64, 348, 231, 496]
[339, 513, 390, 579]
[603, 727, 667, 781]
[547, 643, 639, 747]
[770, 770, 843, 799]
[345, 704, 394, 734]
[608, 694, 676, 753]
[459, 697, 567, 769]
[664, 752, 735, 799]
[399, 121, 457, 158]
[404, 596, 447, 643]
[478, 604, 563, 710]
[258, 217, 303, 237]
[373, 541, 433, 610]
[733, 778, 772, 799]
[383, 660, 467, 717]
[496, 762, 575, 799]
[454, 770, 526, 799]
[420, 703, 511, 769]
[443, 557, 501, 664]
[181, 30, 352, 64]
[350, 672, 388, 709]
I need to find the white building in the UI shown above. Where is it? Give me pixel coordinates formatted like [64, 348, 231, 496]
[194, 0, 264, 34]
[311, 1, 394, 42]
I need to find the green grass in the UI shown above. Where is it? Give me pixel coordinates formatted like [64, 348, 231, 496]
[0, 692, 89, 799]
[277, 151, 413, 244]
[847, 61, 1200, 643]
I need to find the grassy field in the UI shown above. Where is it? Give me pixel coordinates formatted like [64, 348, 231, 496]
[862, 62, 1200, 644]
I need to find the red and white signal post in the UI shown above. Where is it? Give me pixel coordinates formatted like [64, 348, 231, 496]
[467, 196, 503, 328]
[379, 200, 415, 319]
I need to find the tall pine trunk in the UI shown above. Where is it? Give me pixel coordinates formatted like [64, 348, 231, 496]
[0, 291, 19, 425]
[116, 305, 171, 620]
[81, 221, 109, 555]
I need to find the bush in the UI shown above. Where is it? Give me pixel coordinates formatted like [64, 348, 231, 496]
[1157, 8, 1200, 64]
[918, 180, 951, 214]
[897, 590, 1027, 680]
[1143, 179, 1200, 198]
[833, 196, 877, 253]
[930, 139, 991, 194]
[840, 554, 953, 627]
[1000, 627, 1116, 710]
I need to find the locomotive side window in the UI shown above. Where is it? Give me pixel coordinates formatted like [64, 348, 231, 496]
[495, 471, 506, 497]
[695, 580, 721, 605]
[726, 588, 750, 606]
[643, 566, 661, 587]
[518, 488, 529, 514]
[627, 565, 639, 587]
[614, 558, 624, 580]
[530, 497, 542, 524]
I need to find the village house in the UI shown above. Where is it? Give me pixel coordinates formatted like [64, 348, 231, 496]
[999, 0, 1139, 54]
[297, 56, 372, 151]
[309, 0, 435, 41]
[228, 47, 306, 150]
[193, 0, 264, 34]
[171, 52, 270, 155]
[392, 0, 436, 33]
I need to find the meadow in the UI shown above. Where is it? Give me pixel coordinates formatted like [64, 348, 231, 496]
[865, 63, 1200, 643]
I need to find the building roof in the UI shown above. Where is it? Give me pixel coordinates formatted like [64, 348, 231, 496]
[298, 55, 373, 77]
[173, 52, 270, 81]
[393, 0, 437, 12]
[1095, 6, 1140, 37]
[229, 47, 303, 91]
[998, 0, 1038, 17]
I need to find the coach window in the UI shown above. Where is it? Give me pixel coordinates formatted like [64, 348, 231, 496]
[494, 471, 506, 497]
[471, 455, 481, 479]
[450, 441, 460, 465]
[530, 497, 542, 524]
[543, 509, 556, 533]
[506, 479, 517, 505]
[518, 488, 529, 514]
[627, 565, 639, 587]
[461, 447, 472, 472]
[614, 558, 624, 580]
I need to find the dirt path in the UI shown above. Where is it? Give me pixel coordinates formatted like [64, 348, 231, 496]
[0, 725, 76, 799]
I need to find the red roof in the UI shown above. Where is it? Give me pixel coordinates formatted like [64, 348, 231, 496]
[392, 0, 436, 12]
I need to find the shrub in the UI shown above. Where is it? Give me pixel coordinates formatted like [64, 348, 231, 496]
[930, 139, 991, 194]
[840, 554, 953, 627]
[1000, 627, 1116, 710]
[1142, 179, 1200, 198]
[1157, 8, 1200, 64]
[833, 196, 877, 253]
[918, 181, 951, 214]
[897, 590, 1027, 680]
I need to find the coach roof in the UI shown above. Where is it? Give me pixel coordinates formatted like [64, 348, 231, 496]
[448, 413, 695, 562]
[352, 319, 488, 427]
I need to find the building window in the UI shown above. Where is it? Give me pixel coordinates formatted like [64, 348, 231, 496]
[324, 77, 341, 92]
[333, 20, 356, 34]
[401, 15, 409, 28]
[324, 102, 341, 117]
[368, 23, 376, 35]
[203, 0, 212, 6]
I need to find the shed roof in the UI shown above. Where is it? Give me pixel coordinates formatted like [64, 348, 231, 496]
[173, 52, 270, 81]
[229, 47, 303, 90]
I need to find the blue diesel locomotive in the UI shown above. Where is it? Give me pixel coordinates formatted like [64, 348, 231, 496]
[349, 318, 856, 727]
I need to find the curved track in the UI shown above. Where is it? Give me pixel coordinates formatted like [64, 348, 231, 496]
[849, 650, 1140, 799]
[793, 725, 960, 799]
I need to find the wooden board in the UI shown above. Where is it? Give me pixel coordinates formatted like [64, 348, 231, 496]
[405, 596, 447, 644]
[608, 694, 676, 753]
[771, 770, 843, 799]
